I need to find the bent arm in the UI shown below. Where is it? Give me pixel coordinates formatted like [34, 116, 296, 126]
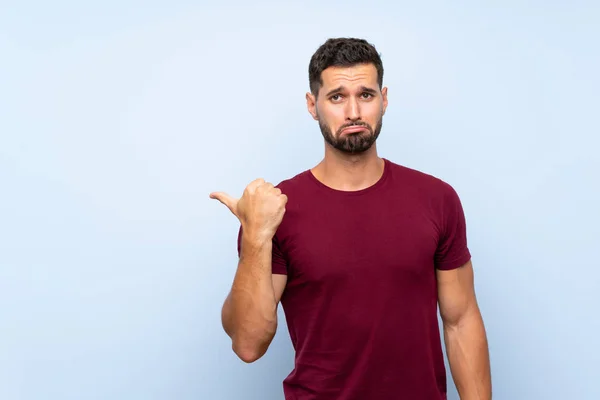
[221, 232, 287, 363]
[437, 260, 492, 399]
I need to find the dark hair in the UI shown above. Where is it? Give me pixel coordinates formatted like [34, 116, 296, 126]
[308, 38, 384, 97]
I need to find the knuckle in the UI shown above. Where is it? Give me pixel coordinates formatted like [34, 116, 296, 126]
[249, 178, 265, 190]
[258, 182, 274, 194]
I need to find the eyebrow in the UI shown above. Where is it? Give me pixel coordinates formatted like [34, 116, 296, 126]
[325, 85, 378, 97]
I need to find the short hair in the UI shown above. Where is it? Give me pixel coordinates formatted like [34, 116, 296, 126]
[308, 38, 384, 97]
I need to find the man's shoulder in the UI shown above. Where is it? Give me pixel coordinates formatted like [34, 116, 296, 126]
[385, 158, 456, 196]
[274, 169, 312, 192]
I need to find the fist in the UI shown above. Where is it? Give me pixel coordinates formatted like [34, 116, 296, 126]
[210, 178, 288, 242]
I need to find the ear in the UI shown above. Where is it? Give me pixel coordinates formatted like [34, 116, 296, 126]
[381, 87, 388, 116]
[306, 92, 318, 121]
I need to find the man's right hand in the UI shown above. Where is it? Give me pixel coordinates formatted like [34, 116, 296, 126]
[210, 178, 288, 243]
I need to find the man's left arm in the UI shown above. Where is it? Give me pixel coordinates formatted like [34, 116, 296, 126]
[437, 260, 492, 400]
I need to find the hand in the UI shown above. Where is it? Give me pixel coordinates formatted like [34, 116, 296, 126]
[210, 178, 288, 242]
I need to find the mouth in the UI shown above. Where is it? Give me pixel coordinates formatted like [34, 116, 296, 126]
[340, 125, 369, 135]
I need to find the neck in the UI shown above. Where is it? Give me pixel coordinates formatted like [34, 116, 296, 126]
[311, 144, 384, 191]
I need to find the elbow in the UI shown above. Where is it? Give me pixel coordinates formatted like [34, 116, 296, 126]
[231, 323, 277, 363]
[442, 307, 485, 335]
[441, 314, 462, 332]
[232, 336, 272, 363]
[233, 344, 264, 363]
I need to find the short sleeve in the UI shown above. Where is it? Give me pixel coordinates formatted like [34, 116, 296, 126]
[434, 184, 472, 270]
[236, 225, 288, 275]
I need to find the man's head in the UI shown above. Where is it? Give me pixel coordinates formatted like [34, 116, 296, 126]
[307, 38, 388, 154]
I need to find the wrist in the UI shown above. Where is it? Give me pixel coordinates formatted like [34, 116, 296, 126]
[241, 226, 273, 249]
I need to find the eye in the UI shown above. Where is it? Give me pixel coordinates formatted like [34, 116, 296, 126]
[361, 92, 374, 99]
[330, 94, 343, 102]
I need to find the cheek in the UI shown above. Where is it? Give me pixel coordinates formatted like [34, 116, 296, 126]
[365, 103, 384, 121]
[365, 101, 382, 114]
[318, 105, 344, 126]
[329, 108, 347, 126]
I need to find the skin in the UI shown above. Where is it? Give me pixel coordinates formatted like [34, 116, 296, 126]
[437, 260, 492, 399]
[210, 179, 287, 362]
[211, 62, 491, 399]
[306, 63, 388, 192]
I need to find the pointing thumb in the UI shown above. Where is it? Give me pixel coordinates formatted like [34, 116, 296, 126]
[209, 191, 238, 215]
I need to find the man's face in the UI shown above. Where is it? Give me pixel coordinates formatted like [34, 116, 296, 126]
[307, 63, 388, 154]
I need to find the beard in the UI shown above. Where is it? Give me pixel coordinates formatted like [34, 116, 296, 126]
[318, 114, 383, 154]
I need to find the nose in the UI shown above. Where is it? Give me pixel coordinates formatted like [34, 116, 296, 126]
[346, 97, 361, 121]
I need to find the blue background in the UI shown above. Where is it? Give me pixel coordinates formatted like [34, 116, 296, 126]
[1, 1, 598, 399]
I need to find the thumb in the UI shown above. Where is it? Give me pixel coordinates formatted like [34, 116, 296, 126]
[209, 191, 239, 215]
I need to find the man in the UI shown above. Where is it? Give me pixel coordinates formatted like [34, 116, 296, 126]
[210, 38, 492, 400]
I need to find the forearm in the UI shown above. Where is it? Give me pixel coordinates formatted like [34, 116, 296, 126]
[222, 233, 277, 361]
[443, 307, 492, 399]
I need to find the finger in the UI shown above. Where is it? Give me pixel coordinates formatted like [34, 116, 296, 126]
[258, 182, 275, 193]
[209, 192, 238, 214]
[247, 178, 266, 191]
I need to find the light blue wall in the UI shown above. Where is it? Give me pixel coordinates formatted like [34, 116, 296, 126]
[1, 1, 598, 399]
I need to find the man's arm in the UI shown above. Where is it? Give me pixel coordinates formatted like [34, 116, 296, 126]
[437, 260, 492, 399]
[221, 234, 287, 363]
[210, 178, 288, 363]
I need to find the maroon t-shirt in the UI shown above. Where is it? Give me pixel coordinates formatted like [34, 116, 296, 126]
[237, 158, 471, 400]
